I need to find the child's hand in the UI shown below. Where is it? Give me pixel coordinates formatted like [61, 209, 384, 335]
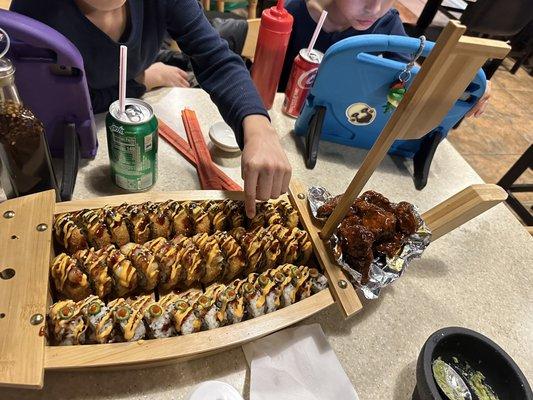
[466, 80, 491, 118]
[137, 62, 191, 90]
[241, 115, 292, 218]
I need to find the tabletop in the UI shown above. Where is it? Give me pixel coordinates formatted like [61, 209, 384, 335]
[2, 88, 532, 400]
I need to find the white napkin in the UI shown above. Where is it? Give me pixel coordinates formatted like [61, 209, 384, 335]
[242, 323, 359, 400]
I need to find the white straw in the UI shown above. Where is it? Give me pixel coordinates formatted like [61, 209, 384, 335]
[307, 10, 328, 54]
[119, 45, 127, 114]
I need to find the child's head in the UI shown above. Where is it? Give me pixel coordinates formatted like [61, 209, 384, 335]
[319, 0, 395, 30]
[75, 0, 127, 12]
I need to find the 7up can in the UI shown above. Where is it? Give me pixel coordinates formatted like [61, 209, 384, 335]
[106, 99, 158, 191]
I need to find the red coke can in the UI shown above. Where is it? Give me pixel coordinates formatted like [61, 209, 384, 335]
[282, 48, 324, 118]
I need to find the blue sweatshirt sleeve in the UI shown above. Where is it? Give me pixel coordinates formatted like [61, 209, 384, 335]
[164, 0, 269, 149]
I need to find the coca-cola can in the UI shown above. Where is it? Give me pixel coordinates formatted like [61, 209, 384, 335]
[282, 48, 324, 118]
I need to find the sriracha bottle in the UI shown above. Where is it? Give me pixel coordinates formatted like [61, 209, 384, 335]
[251, 0, 293, 109]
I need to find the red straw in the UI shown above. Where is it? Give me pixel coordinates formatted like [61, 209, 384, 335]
[307, 10, 328, 54]
[119, 45, 127, 114]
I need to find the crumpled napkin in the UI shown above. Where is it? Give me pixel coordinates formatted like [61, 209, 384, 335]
[242, 324, 359, 400]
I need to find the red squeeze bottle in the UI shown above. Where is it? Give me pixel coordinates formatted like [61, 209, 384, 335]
[251, 0, 293, 109]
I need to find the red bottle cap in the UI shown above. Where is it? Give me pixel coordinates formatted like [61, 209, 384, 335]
[260, 0, 293, 33]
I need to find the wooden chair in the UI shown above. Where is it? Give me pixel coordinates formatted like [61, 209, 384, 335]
[202, 0, 258, 19]
[241, 18, 260, 59]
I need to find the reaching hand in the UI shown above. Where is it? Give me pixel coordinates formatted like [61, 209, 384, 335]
[241, 115, 292, 218]
[466, 80, 491, 118]
[137, 62, 191, 90]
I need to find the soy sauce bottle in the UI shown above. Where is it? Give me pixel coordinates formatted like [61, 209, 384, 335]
[0, 56, 59, 200]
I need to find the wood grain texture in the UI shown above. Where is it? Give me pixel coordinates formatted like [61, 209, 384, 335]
[289, 180, 363, 318]
[0, 190, 56, 389]
[44, 289, 334, 370]
[422, 184, 508, 241]
[242, 18, 260, 60]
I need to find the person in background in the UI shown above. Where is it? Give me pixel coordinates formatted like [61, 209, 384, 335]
[279, 0, 491, 117]
[10, 0, 292, 217]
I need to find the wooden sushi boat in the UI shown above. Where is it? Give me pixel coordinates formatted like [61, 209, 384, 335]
[0, 22, 511, 389]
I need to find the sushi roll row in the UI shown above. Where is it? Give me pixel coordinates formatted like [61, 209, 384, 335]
[50, 225, 313, 301]
[46, 265, 328, 346]
[53, 199, 300, 255]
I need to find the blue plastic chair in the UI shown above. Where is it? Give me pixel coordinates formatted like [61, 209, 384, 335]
[294, 34, 486, 189]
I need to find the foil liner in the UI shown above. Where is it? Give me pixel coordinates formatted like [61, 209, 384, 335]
[308, 186, 432, 299]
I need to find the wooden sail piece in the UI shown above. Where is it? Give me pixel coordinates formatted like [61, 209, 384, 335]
[0, 190, 56, 389]
[320, 21, 511, 240]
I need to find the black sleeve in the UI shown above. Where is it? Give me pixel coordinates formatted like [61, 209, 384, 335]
[164, 0, 269, 149]
[89, 79, 147, 114]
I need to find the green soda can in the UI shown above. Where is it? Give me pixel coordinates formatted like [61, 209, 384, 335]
[106, 99, 158, 191]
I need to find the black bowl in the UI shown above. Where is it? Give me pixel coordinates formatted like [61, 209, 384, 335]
[413, 327, 532, 400]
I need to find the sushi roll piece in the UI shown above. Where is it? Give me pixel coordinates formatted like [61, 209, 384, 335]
[73, 248, 113, 299]
[281, 265, 310, 306]
[144, 237, 185, 292]
[185, 201, 211, 234]
[225, 200, 245, 229]
[254, 273, 278, 314]
[308, 267, 328, 294]
[112, 298, 146, 342]
[275, 200, 300, 229]
[78, 295, 112, 343]
[213, 232, 246, 282]
[289, 228, 313, 265]
[103, 245, 139, 298]
[205, 283, 230, 328]
[221, 284, 245, 324]
[53, 213, 88, 254]
[75, 208, 113, 250]
[264, 271, 288, 313]
[259, 230, 281, 271]
[162, 200, 193, 237]
[116, 203, 151, 245]
[48, 300, 87, 345]
[97, 205, 130, 246]
[50, 253, 92, 301]
[263, 202, 284, 226]
[171, 235, 205, 287]
[193, 295, 219, 330]
[120, 243, 160, 292]
[248, 203, 266, 229]
[268, 224, 299, 264]
[191, 233, 225, 284]
[172, 299, 202, 335]
[231, 227, 265, 275]
[144, 201, 172, 240]
[241, 281, 265, 318]
[201, 200, 228, 232]
[144, 301, 176, 338]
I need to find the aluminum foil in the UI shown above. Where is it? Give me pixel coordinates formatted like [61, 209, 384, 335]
[308, 186, 432, 299]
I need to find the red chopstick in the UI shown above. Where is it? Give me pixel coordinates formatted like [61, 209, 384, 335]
[158, 119, 242, 191]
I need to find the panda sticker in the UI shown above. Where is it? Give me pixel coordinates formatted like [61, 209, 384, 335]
[345, 103, 377, 126]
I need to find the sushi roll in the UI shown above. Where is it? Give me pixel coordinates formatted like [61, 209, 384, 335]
[255, 273, 277, 314]
[75, 208, 113, 250]
[103, 245, 139, 298]
[275, 200, 300, 229]
[171, 235, 205, 287]
[205, 283, 230, 328]
[97, 205, 130, 246]
[213, 232, 246, 282]
[116, 203, 151, 244]
[112, 297, 146, 342]
[268, 224, 299, 264]
[73, 248, 113, 299]
[265, 271, 288, 313]
[50, 253, 92, 301]
[259, 230, 281, 271]
[53, 213, 88, 254]
[144, 201, 172, 240]
[162, 200, 193, 237]
[144, 301, 176, 339]
[201, 200, 228, 232]
[78, 295, 112, 344]
[48, 300, 87, 345]
[289, 228, 313, 265]
[280, 265, 309, 306]
[172, 299, 202, 335]
[308, 267, 328, 294]
[193, 295, 219, 330]
[144, 237, 185, 292]
[232, 227, 264, 275]
[225, 200, 245, 229]
[120, 243, 160, 292]
[191, 233, 225, 284]
[185, 201, 211, 234]
[241, 281, 265, 318]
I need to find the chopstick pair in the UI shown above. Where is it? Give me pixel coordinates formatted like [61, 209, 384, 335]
[158, 117, 242, 191]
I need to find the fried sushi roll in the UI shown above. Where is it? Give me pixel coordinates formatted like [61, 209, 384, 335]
[191, 233, 224, 284]
[73, 248, 113, 299]
[103, 245, 139, 298]
[259, 229, 281, 271]
[275, 200, 300, 229]
[213, 232, 246, 282]
[144, 201, 172, 240]
[173, 298, 202, 335]
[171, 235, 205, 287]
[185, 201, 211, 234]
[290, 228, 313, 264]
[225, 200, 245, 229]
[201, 200, 228, 232]
[97, 205, 130, 246]
[111, 297, 146, 342]
[231, 227, 264, 275]
[144, 237, 185, 292]
[120, 243, 160, 292]
[48, 300, 87, 345]
[50, 253, 92, 301]
[268, 224, 299, 264]
[75, 208, 113, 249]
[117, 203, 151, 244]
[78, 295, 113, 344]
[162, 200, 193, 237]
[308, 267, 328, 294]
[241, 281, 265, 318]
[53, 213, 88, 254]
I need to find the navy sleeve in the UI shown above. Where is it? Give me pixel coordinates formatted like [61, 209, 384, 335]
[382, 9, 411, 63]
[90, 80, 147, 114]
[164, 0, 269, 149]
